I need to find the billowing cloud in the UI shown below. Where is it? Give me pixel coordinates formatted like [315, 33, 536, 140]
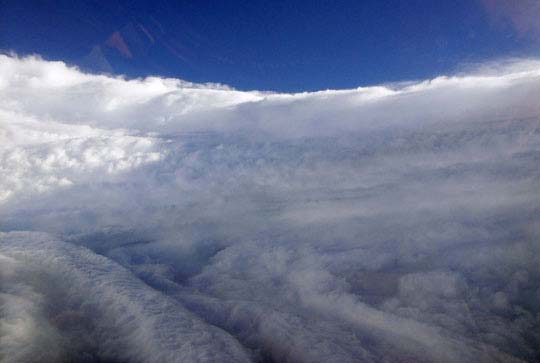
[1, 54, 540, 362]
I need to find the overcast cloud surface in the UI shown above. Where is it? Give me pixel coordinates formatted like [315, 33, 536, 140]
[1, 55, 540, 363]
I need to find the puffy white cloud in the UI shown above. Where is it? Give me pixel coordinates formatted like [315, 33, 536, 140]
[1, 54, 539, 362]
[0, 110, 162, 202]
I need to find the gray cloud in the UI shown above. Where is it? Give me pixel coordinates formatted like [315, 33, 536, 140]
[1, 54, 540, 362]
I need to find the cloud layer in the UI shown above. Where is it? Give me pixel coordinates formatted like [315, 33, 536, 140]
[1, 54, 540, 362]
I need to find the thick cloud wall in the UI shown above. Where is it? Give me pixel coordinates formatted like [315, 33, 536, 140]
[1, 54, 540, 362]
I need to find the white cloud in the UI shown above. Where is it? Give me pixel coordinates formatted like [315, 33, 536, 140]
[0, 54, 539, 362]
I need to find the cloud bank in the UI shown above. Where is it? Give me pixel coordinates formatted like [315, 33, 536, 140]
[1, 54, 540, 362]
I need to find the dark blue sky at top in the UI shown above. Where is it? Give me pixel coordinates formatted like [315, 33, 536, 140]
[1, 0, 539, 91]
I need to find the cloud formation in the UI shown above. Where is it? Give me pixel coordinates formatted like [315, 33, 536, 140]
[1, 54, 540, 362]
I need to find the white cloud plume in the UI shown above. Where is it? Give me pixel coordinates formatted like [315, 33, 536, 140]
[1, 54, 539, 362]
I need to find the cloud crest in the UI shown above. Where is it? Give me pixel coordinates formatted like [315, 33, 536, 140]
[1, 54, 540, 362]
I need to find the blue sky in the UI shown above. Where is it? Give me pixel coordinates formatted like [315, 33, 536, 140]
[1, 0, 539, 91]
